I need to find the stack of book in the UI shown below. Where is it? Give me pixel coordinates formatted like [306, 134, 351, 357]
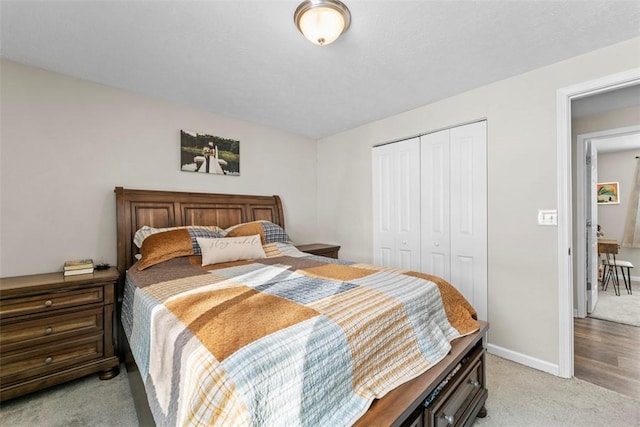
[63, 259, 94, 276]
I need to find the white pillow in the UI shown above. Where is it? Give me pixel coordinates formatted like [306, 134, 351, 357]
[197, 235, 266, 266]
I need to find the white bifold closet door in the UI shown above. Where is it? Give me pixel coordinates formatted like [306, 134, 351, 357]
[421, 121, 487, 321]
[372, 137, 421, 271]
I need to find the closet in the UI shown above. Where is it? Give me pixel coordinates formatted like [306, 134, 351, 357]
[372, 121, 487, 320]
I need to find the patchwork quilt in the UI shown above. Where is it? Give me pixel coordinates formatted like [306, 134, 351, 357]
[122, 242, 479, 426]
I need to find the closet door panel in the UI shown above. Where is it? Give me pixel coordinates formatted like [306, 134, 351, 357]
[420, 129, 451, 280]
[379, 248, 392, 267]
[396, 139, 421, 271]
[452, 136, 474, 236]
[373, 145, 396, 267]
[450, 121, 487, 321]
[373, 138, 420, 270]
[430, 253, 447, 279]
[452, 255, 475, 304]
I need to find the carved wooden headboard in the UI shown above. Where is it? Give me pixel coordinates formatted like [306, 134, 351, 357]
[114, 187, 285, 275]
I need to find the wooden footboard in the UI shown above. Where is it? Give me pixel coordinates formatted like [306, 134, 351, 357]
[354, 321, 489, 427]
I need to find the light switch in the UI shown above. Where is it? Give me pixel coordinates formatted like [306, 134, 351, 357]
[538, 209, 558, 226]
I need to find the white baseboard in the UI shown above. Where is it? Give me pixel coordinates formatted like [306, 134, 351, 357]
[487, 343, 559, 376]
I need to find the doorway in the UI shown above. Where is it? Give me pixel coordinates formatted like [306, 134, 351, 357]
[556, 68, 640, 379]
[576, 126, 640, 318]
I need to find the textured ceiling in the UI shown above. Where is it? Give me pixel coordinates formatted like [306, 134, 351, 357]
[1, 1, 639, 139]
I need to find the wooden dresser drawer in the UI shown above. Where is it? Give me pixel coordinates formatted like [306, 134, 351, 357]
[0, 268, 120, 401]
[0, 307, 103, 352]
[431, 360, 482, 426]
[425, 344, 486, 427]
[0, 287, 104, 318]
[0, 333, 104, 385]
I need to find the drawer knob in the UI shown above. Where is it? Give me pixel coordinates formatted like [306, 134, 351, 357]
[443, 414, 454, 425]
[44, 300, 53, 307]
[44, 356, 53, 365]
[469, 379, 480, 388]
[45, 327, 53, 335]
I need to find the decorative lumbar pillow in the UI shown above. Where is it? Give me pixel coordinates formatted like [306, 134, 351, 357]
[224, 220, 290, 244]
[134, 225, 223, 250]
[197, 235, 266, 266]
[138, 229, 195, 270]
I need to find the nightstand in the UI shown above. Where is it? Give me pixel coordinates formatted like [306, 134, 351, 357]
[295, 243, 341, 259]
[0, 268, 120, 401]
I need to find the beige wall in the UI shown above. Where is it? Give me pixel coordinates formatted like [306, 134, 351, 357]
[0, 60, 319, 277]
[317, 37, 640, 369]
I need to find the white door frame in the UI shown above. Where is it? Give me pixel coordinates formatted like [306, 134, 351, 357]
[556, 68, 640, 378]
[575, 134, 597, 318]
[576, 125, 640, 318]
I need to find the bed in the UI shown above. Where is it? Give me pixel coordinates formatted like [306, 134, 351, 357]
[115, 187, 488, 426]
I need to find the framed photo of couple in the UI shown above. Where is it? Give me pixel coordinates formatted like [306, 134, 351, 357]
[180, 130, 240, 176]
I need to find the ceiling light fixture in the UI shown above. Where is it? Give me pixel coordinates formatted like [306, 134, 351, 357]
[294, 0, 351, 46]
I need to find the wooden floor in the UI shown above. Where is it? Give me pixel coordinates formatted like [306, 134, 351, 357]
[574, 316, 640, 400]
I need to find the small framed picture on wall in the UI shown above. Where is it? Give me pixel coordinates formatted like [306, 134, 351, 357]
[597, 182, 620, 204]
[180, 130, 240, 175]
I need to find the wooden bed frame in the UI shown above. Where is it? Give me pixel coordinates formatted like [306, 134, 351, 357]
[114, 187, 488, 427]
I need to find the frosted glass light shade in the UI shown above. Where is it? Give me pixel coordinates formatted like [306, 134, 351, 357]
[294, 0, 351, 46]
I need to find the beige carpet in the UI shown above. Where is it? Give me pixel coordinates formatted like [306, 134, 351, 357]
[589, 281, 640, 327]
[0, 364, 138, 426]
[1, 356, 639, 426]
[476, 354, 640, 427]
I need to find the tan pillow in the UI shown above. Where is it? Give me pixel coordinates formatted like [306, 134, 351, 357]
[225, 222, 266, 244]
[133, 225, 223, 248]
[197, 235, 266, 266]
[137, 229, 194, 270]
